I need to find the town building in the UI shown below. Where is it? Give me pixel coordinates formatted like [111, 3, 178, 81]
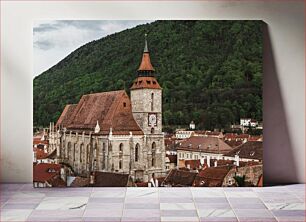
[240, 118, 258, 127]
[48, 36, 166, 183]
[175, 129, 194, 139]
[224, 141, 263, 163]
[189, 121, 195, 130]
[177, 136, 234, 165]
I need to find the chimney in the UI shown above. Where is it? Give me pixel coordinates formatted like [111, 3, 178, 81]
[207, 156, 211, 167]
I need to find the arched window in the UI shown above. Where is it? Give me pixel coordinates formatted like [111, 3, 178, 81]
[94, 142, 98, 159]
[102, 143, 106, 169]
[152, 142, 156, 167]
[73, 144, 76, 161]
[67, 142, 71, 159]
[119, 160, 122, 169]
[86, 145, 90, 163]
[151, 93, 154, 111]
[80, 144, 84, 163]
[151, 128, 155, 134]
[119, 143, 123, 153]
[86, 144, 90, 170]
[135, 143, 140, 162]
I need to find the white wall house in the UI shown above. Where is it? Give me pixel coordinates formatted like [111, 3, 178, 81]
[175, 130, 194, 139]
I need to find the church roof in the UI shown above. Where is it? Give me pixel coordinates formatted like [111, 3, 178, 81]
[58, 90, 143, 135]
[130, 76, 161, 90]
[55, 104, 77, 128]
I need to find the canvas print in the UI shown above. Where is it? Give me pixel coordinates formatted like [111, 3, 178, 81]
[33, 20, 263, 187]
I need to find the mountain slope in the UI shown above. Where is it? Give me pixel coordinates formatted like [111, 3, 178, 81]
[34, 20, 263, 130]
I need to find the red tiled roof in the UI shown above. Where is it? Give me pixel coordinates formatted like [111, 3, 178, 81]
[70, 177, 90, 187]
[177, 136, 233, 154]
[55, 104, 77, 128]
[130, 76, 161, 90]
[224, 133, 237, 139]
[135, 182, 149, 187]
[166, 154, 177, 164]
[93, 171, 129, 187]
[193, 166, 232, 187]
[58, 90, 143, 135]
[213, 159, 235, 166]
[33, 163, 61, 183]
[225, 141, 263, 160]
[206, 131, 222, 136]
[34, 148, 49, 160]
[249, 136, 262, 141]
[224, 140, 243, 148]
[185, 159, 201, 169]
[236, 134, 250, 139]
[257, 174, 263, 187]
[163, 169, 198, 187]
[48, 176, 66, 187]
[138, 52, 155, 71]
[33, 138, 48, 145]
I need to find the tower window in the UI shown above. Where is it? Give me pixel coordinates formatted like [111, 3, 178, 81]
[151, 128, 155, 134]
[152, 142, 156, 167]
[119, 143, 123, 153]
[151, 93, 154, 111]
[135, 143, 140, 162]
[119, 160, 122, 169]
[123, 102, 126, 107]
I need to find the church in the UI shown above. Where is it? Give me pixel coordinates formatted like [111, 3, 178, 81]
[48, 35, 166, 183]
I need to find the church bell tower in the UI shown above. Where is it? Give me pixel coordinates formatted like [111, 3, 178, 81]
[130, 34, 162, 135]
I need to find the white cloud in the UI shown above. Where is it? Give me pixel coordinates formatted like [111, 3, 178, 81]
[33, 20, 153, 77]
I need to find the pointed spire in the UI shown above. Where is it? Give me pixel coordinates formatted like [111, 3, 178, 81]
[138, 34, 155, 76]
[144, 33, 149, 53]
[94, 120, 100, 133]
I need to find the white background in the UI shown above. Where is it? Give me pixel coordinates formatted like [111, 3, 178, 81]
[1, 1, 305, 184]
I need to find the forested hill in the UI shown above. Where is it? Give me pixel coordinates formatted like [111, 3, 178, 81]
[34, 20, 263, 130]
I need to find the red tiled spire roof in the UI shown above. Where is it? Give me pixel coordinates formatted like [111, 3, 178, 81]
[137, 34, 155, 74]
[130, 76, 161, 90]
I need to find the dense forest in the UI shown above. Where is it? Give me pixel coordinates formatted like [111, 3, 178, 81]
[34, 20, 263, 131]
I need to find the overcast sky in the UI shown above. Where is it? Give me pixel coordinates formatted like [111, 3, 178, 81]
[33, 20, 152, 77]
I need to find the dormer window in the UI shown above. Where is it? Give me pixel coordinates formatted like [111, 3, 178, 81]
[139, 80, 143, 84]
[153, 81, 156, 85]
[47, 168, 56, 173]
[146, 80, 151, 84]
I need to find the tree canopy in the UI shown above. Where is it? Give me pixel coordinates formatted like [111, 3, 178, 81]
[34, 20, 262, 131]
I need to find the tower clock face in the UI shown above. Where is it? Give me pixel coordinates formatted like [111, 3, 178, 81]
[148, 113, 157, 127]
